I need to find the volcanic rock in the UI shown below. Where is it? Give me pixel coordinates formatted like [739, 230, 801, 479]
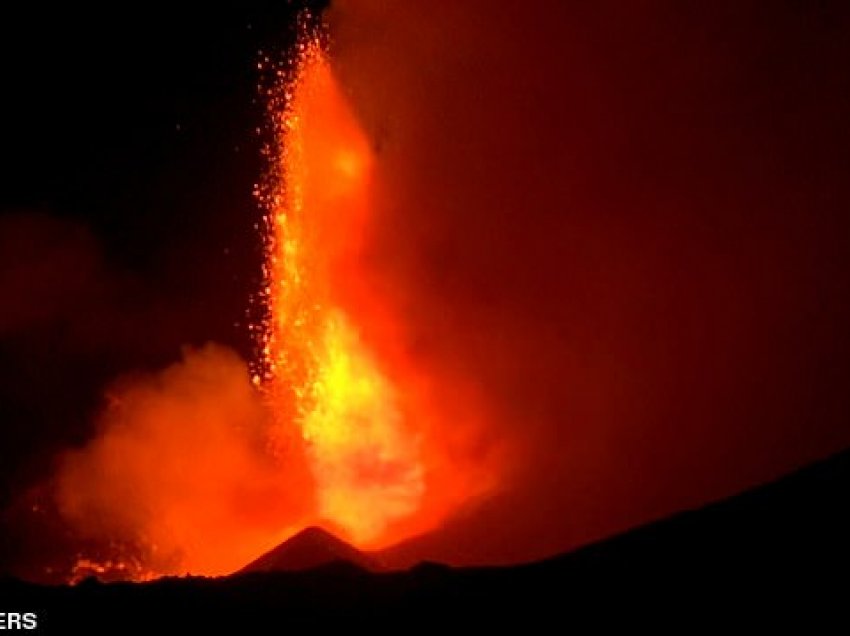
[237, 526, 381, 574]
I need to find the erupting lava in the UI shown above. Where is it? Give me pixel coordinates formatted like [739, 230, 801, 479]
[256, 31, 424, 544]
[55, 18, 494, 582]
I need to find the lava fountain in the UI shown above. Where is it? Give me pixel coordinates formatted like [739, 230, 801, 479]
[256, 30, 424, 545]
[53, 19, 495, 582]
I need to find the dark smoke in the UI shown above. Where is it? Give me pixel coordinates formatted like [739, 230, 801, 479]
[327, 0, 850, 564]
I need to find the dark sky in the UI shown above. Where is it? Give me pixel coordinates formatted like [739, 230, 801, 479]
[327, 0, 850, 565]
[2, 0, 850, 577]
[0, 2, 325, 572]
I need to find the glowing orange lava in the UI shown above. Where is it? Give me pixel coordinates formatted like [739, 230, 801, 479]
[54, 21, 495, 582]
[257, 34, 425, 545]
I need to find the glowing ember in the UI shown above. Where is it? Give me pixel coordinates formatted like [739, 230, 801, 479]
[257, 31, 424, 544]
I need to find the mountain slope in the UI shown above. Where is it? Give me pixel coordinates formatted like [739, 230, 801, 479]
[4, 446, 850, 630]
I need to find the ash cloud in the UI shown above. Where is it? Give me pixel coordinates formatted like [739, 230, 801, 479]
[0, 213, 317, 579]
[57, 344, 313, 577]
[326, 0, 850, 564]
[0, 213, 286, 579]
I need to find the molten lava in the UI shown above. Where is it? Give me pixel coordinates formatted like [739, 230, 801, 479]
[257, 35, 424, 545]
[53, 20, 496, 582]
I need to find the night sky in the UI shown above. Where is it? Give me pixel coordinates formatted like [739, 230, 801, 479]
[2, 0, 850, 577]
[0, 2, 325, 574]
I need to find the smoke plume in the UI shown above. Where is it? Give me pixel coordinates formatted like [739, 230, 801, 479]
[326, 0, 850, 564]
[56, 344, 313, 577]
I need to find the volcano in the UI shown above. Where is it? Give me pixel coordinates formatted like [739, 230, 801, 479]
[5, 447, 850, 630]
[236, 526, 381, 574]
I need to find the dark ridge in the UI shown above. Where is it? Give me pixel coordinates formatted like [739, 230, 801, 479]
[4, 447, 850, 630]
